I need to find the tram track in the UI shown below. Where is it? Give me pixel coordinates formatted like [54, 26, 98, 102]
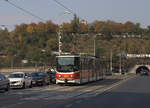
[23, 75, 133, 101]
[73, 74, 136, 99]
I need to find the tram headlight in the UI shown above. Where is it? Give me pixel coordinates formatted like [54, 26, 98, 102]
[59, 75, 61, 78]
[70, 75, 74, 78]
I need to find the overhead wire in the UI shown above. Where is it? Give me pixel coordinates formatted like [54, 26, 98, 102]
[52, 0, 74, 15]
[4, 0, 83, 22]
[51, 0, 83, 20]
[4, 0, 45, 22]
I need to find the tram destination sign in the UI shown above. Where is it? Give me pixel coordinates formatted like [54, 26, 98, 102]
[127, 54, 150, 58]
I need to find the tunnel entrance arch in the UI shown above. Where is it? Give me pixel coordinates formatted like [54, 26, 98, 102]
[126, 54, 150, 74]
[136, 66, 150, 74]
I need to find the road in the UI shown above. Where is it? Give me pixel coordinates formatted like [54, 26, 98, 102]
[0, 75, 134, 108]
[62, 75, 150, 108]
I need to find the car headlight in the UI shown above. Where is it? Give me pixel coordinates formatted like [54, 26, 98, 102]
[18, 80, 23, 84]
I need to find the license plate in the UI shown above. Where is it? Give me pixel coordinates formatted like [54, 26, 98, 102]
[32, 81, 36, 84]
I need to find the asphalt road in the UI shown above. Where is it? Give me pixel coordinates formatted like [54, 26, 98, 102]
[62, 75, 150, 108]
[0, 75, 133, 108]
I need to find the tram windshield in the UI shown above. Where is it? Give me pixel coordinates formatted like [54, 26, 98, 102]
[57, 57, 80, 72]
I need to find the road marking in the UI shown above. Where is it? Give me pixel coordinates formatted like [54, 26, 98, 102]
[75, 100, 82, 103]
[74, 75, 136, 99]
[100, 75, 136, 93]
[0, 75, 135, 108]
[65, 104, 73, 108]
[1, 102, 26, 108]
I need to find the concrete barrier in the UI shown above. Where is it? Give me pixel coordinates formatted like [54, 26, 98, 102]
[0, 67, 49, 75]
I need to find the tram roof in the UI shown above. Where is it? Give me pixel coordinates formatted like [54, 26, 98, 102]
[57, 55, 80, 58]
[57, 55, 96, 59]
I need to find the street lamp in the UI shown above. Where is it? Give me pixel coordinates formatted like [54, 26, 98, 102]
[94, 37, 96, 56]
[119, 53, 122, 73]
[0, 25, 7, 30]
[93, 34, 98, 57]
[57, 11, 71, 55]
[94, 34, 101, 56]
[110, 48, 113, 73]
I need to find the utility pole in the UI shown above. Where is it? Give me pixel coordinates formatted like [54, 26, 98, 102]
[58, 25, 62, 55]
[119, 53, 122, 74]
[94, 39, 96, 56]
[94, 34, 98, 57]
[110, 49, 113, 73]
[57, 11, 71, 55]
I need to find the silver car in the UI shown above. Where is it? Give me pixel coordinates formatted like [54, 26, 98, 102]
[8, 72, 32, 89]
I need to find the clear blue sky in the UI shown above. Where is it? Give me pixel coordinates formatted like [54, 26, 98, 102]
[0, 0, 150, 30]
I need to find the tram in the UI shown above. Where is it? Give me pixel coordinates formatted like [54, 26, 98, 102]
[56, 54, 106, 84]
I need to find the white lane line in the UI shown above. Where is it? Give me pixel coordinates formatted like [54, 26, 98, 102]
[65, 104, 73, 108]
[75, 100, 82, 103]
[100, 75, 136, 93]
[1, 102, 26, 108]
[75, 75, 136, 99]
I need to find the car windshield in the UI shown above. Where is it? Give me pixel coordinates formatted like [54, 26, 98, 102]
[57, 57, 80, 72]
[31, 73, 40, 77]
[31, 72, 45, 77]
[8, 74, 24, 78]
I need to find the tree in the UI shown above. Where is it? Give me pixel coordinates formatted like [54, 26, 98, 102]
[45, 20, 58, 33]
[46, 38, 58, 51]
[26, 47, 42, 63]
[62, 23, 72, 33]
[71, 14, 80, 33]
[79, 23, 89, 33]
[26, 23, 37, 34]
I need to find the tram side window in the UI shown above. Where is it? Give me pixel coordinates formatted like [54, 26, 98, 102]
[83, 58, 88, 72]
[80, 58, 84, 72]
[74, 57, 80, 71]
[95, 60, 100, 72]
[89, 59, 94, 71]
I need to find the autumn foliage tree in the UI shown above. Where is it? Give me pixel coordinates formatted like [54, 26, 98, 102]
[0, 17, 149, 68]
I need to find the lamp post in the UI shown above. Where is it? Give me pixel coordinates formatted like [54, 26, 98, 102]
[93, 34, 99, 57]
[58, 25, 62, 55]
[94, 38, 96, 56]
[57, 11, 71, 55]
[119, 53, 122, 73]
[110, 48, 113, 73]
[0, 25, 7, 30]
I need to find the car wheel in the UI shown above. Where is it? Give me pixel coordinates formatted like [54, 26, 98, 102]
[22, 82, 25, 89]
[54, 79, 56, 84]
[5, 84, 10, 91]
[52, 79, 56, 84]
[29, 82, 32, 88]
[47, 81, 50, 85]
[50, 79, 52, 83]
[40, 82, 44, 86]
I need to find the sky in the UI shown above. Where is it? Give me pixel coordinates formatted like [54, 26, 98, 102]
[0, 0, 150, 30]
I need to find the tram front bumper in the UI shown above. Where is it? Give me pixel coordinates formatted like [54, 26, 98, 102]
[56, 79, 80, 84]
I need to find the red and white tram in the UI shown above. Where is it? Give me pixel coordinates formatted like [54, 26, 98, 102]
[56, 54, 105, 84]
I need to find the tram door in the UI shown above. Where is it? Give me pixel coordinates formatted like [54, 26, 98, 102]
[80, 59, 83, 84]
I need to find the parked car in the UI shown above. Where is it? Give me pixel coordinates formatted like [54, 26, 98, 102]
[8, 72, 32, 89]
[140, 70, 150, 76]
[31, 72, 50, 86]
[47, 69, 56, 84]
[0, 73, 9, 91]
[105, 69, 112, 76]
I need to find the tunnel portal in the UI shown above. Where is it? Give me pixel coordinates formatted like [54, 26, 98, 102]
[136, 66, 150, 74]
